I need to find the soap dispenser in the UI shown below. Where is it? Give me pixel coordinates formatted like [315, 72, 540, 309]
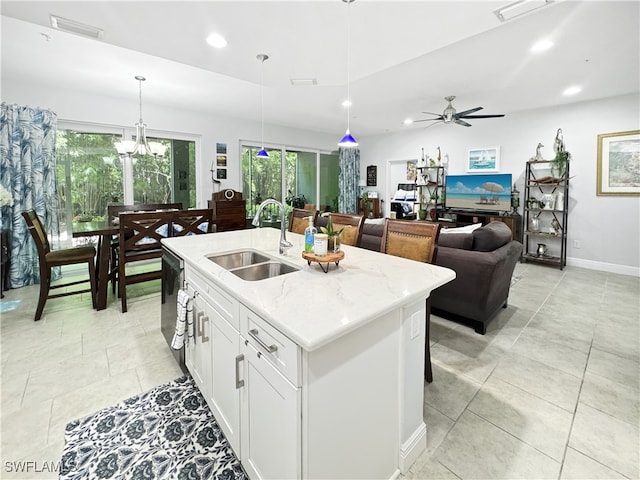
[304, 216, 317, 253]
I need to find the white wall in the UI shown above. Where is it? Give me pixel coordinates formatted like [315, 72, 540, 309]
[2, 78, 337, 208]
[359, 94, 640, 276]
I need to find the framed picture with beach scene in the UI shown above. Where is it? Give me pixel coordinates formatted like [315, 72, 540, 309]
[467, 147, 500, 172]
[596, 130, 640, 196]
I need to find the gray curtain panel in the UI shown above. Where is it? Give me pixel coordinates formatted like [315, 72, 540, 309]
[338, 146, 360, 213]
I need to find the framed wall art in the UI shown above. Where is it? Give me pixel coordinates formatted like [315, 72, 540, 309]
[597, 130, 640, 196]
[467, 147, 500, 172]
[366, 165, 377, 186]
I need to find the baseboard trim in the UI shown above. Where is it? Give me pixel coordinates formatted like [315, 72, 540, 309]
[567, 257, 640, 277]
[398, 422, 427, 474]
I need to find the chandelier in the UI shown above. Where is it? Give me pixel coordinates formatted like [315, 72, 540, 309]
[115, 75, 166, 159]
[338, 0, 358, 147]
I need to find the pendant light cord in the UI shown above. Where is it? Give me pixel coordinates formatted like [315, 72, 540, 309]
[261, 58, 265, 148]
[346, 0, 351, 132]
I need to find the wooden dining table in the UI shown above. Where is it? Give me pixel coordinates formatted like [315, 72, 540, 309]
[72, 220, 118, 310]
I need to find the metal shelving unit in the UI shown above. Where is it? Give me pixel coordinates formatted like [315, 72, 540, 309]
[522, 160, 569, 269]
[416, 165, 445, 219]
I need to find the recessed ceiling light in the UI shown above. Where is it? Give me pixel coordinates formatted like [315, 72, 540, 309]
[342, 100, 352, 108]
[563, 85, 582, 96]
[403, 119, 414, 125]
[531, 39, 554, 53]
[206, 33, 227, 48]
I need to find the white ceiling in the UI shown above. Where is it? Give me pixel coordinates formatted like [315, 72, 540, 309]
[2, 1, 639, 137]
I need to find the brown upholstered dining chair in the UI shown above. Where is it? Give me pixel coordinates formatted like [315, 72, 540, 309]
[288, 208, 318, 235]
[22, 209, 97, 321]
[381, 219, 441, 382]
[326, 213, 364, 247]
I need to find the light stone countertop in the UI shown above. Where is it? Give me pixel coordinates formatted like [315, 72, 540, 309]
[162, 227, 455, 351]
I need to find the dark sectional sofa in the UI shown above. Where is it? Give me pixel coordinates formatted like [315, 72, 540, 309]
[357, 219, 522, 334]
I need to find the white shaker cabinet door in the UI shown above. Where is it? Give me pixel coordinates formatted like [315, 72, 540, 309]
[185, 287, 212, 401]
[240, 341, 301, 480]
[209, 303, 242, 455]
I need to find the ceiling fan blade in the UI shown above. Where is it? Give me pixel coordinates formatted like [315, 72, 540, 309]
[460, 114, 505, 119]
[412, 118, 442, 123]
[454, 119, 472, 127]
[455, 106, 483, 117]
[421, 112, 445, 118]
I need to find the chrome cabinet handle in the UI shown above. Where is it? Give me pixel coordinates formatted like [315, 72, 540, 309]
[201, 316, 209, 343]
[196, 311, 204, 339]
[248, 328, 278, 353]
[235, 354, 245, 389]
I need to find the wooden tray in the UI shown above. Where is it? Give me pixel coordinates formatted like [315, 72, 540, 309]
[302, 250, 345, 273]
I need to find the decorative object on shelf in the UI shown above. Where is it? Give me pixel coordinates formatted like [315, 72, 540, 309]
[541, 193, 555, 210]
[550, 218, 562, 235]
[256, 54, 270, 158]
[550, 128, 571, 180]
[418, 209, 427, 220]
[467, 147, 500, 172]
[556, 191, 564, 211]
[510, 185, 520, 213]
[536, 243, 547, 257]
[437, 147, 442, 165]
[337, 0, 358, 148]
[418, 148, 426, 167]
[531, 142, 545, 162]
[114, 76, 167, 160]
[529, 213, 540, 232]
[596, 129, 640, 196]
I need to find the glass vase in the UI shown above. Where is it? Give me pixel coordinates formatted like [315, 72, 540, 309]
[328, 235, 341, 253]
[530, 215, 540, 232]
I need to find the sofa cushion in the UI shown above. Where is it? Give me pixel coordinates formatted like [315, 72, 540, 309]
[472, 221, 512, 252]
[438, 232, 473, 250]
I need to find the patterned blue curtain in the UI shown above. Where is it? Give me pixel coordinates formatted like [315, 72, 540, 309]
[338, 147, 360, 213]
[0, 103, 60, 288]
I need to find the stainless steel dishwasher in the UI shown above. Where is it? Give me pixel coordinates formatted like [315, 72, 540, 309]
[161, 247, 187, 373]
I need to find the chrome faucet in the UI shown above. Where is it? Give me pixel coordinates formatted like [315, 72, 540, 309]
[252, 199, 293, 255]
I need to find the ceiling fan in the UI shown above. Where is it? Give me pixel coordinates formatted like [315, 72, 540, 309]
[414, 96, 505, 127]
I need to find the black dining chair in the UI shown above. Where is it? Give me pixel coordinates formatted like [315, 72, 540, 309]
[22, 209, 97, 321]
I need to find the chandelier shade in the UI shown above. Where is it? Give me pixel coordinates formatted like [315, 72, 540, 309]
[114, 75, 166, 159]
[256, 148, 269, 158]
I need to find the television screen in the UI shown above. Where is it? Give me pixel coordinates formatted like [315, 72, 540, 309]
[445, 173, 512, 213]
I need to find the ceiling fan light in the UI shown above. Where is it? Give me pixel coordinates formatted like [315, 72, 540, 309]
[256, 148, 270, 158]
[338, 130, 359, 147]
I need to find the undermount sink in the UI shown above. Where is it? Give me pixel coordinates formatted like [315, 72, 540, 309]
[207, 250, 271, 269]
[231, 261, 299, 281]
[207, 249, 299, 281]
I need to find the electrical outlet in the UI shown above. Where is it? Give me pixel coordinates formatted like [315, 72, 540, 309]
[573, 239, 581, 249]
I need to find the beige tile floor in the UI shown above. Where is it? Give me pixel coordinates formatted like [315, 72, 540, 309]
[0, 263, 638, 479]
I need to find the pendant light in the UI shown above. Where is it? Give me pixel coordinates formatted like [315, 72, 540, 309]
[338, 0, 358, 147]
[114, 75, 166, 160]
[256, 54, 270, 159]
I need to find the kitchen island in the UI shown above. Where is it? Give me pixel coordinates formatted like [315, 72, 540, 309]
[162, 227, 455, 479]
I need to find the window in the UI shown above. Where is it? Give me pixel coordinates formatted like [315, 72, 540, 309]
[55, 124, 196, 246]
[241, 143, 338, 223]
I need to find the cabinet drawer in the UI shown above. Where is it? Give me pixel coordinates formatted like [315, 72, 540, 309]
[240, 306, 300, 386]
[186, 265, 239, 329]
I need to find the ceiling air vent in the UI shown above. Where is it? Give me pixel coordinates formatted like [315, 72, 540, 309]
[290, 78, 318, 86]
[50, 15, 103, 39]
[494, 0, 554, 22]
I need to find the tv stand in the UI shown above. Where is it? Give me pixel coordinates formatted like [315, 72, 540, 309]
[443, 209, 522, 242]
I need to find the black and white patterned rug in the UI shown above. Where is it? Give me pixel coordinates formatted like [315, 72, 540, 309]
[60, 376, 247, 480]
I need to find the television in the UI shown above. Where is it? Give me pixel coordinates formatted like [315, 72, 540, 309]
[445, 173, 512, 213]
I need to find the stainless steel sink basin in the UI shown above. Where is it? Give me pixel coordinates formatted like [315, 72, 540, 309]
[207, 250, 271, 269]
[230, 261, 299, 281]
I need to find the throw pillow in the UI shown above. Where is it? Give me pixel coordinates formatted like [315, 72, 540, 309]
[472, 221, 512, 252]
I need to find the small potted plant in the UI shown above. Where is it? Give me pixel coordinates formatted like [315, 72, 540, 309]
[320, 216, 349, 253]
